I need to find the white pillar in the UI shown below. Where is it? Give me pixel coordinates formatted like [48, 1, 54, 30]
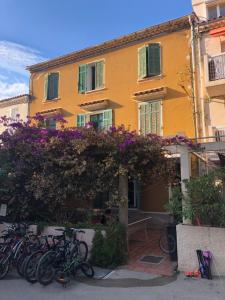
[180, 146, 192, 225]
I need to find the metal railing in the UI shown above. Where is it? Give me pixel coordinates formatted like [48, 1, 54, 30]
[208, 53, 225, 81]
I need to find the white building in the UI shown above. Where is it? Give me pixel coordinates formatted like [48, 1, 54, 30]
[0, 94, 30, 134]
[192, 0, 225, 141]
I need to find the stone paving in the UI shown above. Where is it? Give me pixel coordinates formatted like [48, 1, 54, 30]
[124, 228, 176, 276]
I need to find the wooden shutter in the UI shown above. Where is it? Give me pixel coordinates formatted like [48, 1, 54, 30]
[77, 114, 87, 127]
[46, 118, 56, 129]
[140, 101, 161, 135]
[10, 107, 19, 120]
[148, 44, 161, 77]
[78, 64, 87, 93]
[103, 109, 112, 130]
[44, 74, 49, 100]
[139, 103, 146, 135]
[138, 46, 147, 79]
[47, 73, 59, 100]
[95, 61, 104, 89]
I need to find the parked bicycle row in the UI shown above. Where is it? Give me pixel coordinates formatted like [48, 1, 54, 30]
[0, 223, 94, 286]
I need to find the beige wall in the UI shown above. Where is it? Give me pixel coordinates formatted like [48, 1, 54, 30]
[0, 101, 29, 134]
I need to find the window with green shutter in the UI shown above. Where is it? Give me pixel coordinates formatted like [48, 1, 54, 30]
[78, 65, 87, 93]
[138, 44, 161, 79]
[45, 118, 56, 129]
[139, 100, 161, 136]
[77, 114, 86, 127]
[78, 60, 104, 93]
[46, 73, 59, 100]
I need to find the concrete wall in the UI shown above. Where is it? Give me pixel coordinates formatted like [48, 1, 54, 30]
[177, 224, 225, 276]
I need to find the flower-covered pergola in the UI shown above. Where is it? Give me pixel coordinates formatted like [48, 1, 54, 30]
[0, 114, 198, 226]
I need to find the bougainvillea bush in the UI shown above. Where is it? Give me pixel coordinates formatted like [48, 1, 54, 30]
[0, 114, 196, 222]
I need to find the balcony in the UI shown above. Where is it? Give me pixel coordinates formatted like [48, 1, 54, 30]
[205, 54, 225, 97]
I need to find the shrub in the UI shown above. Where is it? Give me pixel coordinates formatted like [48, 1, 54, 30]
[164, 186, 183, 223]
[91, 223, 127, 268]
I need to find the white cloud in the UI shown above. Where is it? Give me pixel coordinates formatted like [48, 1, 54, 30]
[0, 80, 28, 100]
[0, 41, 46, 100]
[0, 41, 45, 76]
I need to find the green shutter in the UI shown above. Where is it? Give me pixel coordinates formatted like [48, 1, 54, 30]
[148, 44, 161, 77]
[139, 104, 146, 135]
[95, 61, 104, 89]
[47, 73, 59, 100]
[77, 114, 86, 127]
[78, 64, 87, 93]
[140, 101, 161, 135]
[138, 46, 147, 79]
[44, 74, 48, 100]
[46, 118, 56, 129]
[103, 109, 112, 130]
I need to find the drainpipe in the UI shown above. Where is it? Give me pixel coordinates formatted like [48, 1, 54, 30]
[189, 16, 199, 140]
[196, 24, 206, 139]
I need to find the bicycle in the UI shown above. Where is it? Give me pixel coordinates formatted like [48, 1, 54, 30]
[36, 228, 88, 285]
[158, 225, 177, 255]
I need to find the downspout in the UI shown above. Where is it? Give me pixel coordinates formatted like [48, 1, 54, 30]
[196, 26, 206, 139]
[189, 15, 199, 140]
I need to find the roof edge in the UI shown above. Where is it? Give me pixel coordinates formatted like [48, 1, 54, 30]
[27, 14, 191, 73]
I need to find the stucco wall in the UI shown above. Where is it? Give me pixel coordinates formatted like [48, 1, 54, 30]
[0, 102, 29, 134]
[177, 224, 225, 276]
[29, 29, 195, 138]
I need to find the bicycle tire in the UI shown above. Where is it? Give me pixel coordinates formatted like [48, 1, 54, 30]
[36, 251, 56, 286]
[159, 233, 176, 254]
[0, 252, 10, 280]
[24, 250, 44, 283]
[16, 252, 28, 277]
[71, 241, 88, 262]
[80, 262, 94, 278]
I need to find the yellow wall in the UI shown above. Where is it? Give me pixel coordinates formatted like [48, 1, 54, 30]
[29, 29, 195, 138]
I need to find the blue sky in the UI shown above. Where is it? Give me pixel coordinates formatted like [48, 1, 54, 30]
[0, 0, 192, 99]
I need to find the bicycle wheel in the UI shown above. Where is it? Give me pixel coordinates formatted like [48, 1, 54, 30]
[71, 241, 88, 262]
[0, 252, 10, 280]
[159, 233, 176, 254]
[24, 251, 44, 283]
[80, 262, 94, 278]
[36, 251, 56, 286]
[16, 252, 29, 277]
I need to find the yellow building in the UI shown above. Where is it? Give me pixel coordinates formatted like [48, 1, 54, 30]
[27, 15, 195, 213]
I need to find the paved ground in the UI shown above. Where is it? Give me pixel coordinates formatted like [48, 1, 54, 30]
[1, 269, 225, 300]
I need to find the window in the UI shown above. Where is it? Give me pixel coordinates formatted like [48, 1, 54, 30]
[10, 107, 19, 120]
[45, 73, 59, 100]
[78, 60, 104, 93]
[77, 109, 112, 130]
[45, 118, 56, 129]
[208, 5, 218, 19]
[208, 3, 225, 19]
[139, 100, 162, 136]
[138, 44, 161, 80]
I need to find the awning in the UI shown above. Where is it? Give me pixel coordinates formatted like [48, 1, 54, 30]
[39, 107, 62, 116]
[210, 27, 225, 37]
[133, 87, 167, 101]
[79, 99, 109, 111]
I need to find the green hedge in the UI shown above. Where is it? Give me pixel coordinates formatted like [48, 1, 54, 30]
[90, 223, 127, 268]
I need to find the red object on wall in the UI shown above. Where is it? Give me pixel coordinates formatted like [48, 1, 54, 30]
[210, 27, 225, 37]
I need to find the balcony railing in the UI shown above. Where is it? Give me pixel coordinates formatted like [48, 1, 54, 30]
[209, 54, 225, 81]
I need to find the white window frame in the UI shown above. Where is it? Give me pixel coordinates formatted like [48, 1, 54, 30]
[207, 2, 225, 18]
[82, 59, 105, 93]
[138, 99, 163, 136]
